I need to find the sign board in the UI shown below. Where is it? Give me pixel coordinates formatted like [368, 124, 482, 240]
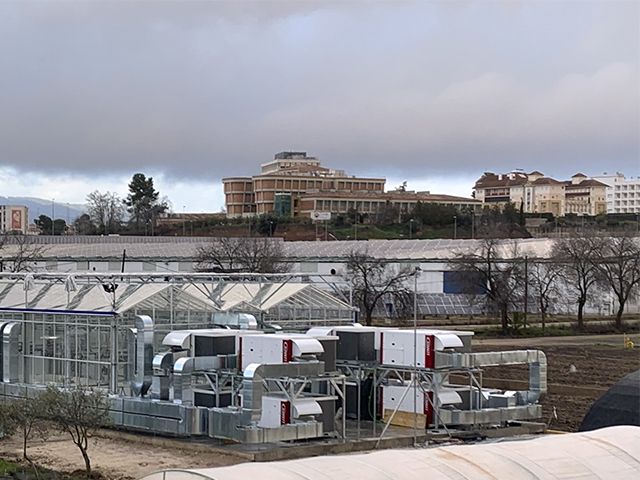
[311, 211, 331, 221]
[11, 209, 22, 230]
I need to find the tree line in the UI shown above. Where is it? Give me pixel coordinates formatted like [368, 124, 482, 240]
[336, 233, 640, 331]
[32, 173, 170, 236]
[453, 232, 640, 332]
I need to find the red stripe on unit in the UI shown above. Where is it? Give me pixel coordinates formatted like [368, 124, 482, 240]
[424, 391, 434, 425]
[280, 400, 291, 424]
[425, 335, 435, 369]
[283, 339, 293, 362]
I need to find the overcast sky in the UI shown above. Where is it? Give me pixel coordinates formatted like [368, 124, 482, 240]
[1, 0, 638, 212]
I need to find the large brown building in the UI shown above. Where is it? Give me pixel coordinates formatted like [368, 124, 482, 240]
[223, 152, 479, 218]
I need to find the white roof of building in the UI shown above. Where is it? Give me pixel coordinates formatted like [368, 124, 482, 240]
[140, 426, 640, 480]
[0, 236, 558, 261]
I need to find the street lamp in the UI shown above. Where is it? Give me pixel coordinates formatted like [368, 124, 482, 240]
[409, 218, 415, 240]
[453, 215, 457, 239]
[269, 220, 274, 237]
[412, 265, 421, 446]
[51, 198, 55, 236]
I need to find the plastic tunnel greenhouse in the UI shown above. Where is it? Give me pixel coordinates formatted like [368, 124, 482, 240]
[140, 426, 640, 480]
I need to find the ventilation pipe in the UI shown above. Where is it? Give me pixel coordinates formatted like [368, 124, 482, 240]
[439, 349, 547, 404]
[173, 357, 195, 405]
[131, 315, 154, 397]
[2, 322, 22, 383]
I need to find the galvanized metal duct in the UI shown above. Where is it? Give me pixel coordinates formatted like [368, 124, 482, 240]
[172, 353, 231, 405]
[152, 351, 175, 400]
[242, 362, 325, 422]
[2, 322, 21, 383]
[212, 312, 258, 330]
[439, 349, 547, 404]
[173, 357, 195, 405]
[131, 315, 155, 397]
[0, 322, 9, 379]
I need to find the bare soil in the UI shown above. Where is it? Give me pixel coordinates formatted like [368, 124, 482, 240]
[0, 433, 245, 480]
[478, 343, 640, 432]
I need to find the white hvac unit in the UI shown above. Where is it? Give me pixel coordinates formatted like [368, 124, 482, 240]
[259, 395, 292, 428]
[382, 384, 462, 418]
[239, 334, 323, 371]
[258, 395, 322, 428]
[380, 330, 463, 368]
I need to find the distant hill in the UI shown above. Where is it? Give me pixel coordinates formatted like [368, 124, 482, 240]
[0, 196, 86, 224]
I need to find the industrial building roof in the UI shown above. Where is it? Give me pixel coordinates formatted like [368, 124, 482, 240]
[140, 426, 640, 480]
[0, 236, 557, 262]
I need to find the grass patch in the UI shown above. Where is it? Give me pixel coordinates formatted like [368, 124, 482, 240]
[0, 458, 99, 480]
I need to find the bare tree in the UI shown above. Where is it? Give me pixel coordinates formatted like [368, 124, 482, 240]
[452, 238, 524, 333]
[553, 235, 600, 330]
[591, 233, 640, 330]
[0, 234, 47, 272]
[86, 190, 126, 234]
[196, 237, 289, 273]
[346, 250, 414, 326]
[43, 386, 111, 478]
[528, 261, 562, 332]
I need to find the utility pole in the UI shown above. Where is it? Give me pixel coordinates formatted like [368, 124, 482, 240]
[412, 267, 420, 446]
[523, 255, 529, 329]
[471, 213, 475, 239]
[51, 198, 55, 235]
[354, 210, 358, 241]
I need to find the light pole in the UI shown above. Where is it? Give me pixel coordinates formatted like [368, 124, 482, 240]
[51, 198, 55, 235]
[453, 215, 457, 239]
[182, 205, 186, 236]
[269, 220, 273, 237]
[412, 266, 421, 446]
[471, 212, 475, 239]
[353, 210, 358, 241]
[409, 218, 414, 240]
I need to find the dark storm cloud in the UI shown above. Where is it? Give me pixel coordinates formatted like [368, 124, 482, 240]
[0, 0, 638, 182]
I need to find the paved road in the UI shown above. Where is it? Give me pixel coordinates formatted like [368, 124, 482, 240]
[473, 333, 640, 347]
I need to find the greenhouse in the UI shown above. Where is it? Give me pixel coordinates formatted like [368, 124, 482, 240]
[0, 279, 216, 391]
[141, 425, 640, 480]
[0, 273, 355, 392]
[183, 282, 355, 327]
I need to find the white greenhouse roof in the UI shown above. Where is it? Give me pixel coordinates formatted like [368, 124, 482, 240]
[0, 283, 215, 316]
[0, 235, 559, 261]
[140, 426, 640, 480]
[183, 282, 354, 313]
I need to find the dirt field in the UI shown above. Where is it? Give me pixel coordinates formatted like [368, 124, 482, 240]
[0, 433, 246, 480]
[478, 342, 640, 431]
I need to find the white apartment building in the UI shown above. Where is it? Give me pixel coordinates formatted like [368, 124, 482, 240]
[0, 205, 29, 234]
[592, 173, 640, 214]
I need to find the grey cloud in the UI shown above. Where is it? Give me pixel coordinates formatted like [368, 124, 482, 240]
[0, 0, 637, 182]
